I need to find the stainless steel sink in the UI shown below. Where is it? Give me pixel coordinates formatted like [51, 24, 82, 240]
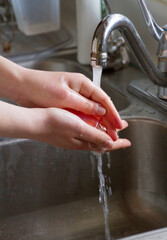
[0, 118, 167, 240]
[1, 54, 167, 239]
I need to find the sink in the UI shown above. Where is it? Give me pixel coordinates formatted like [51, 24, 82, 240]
[1, 53, 166, 239]
[0, 118, 167, 239]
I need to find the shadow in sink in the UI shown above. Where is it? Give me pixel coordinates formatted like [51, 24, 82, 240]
[0, 118, 167, 239]
[107, 118, 167, 238]
[21, 57, 130, 112]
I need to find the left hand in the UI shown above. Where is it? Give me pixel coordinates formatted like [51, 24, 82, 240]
[15, 68, 123, 131]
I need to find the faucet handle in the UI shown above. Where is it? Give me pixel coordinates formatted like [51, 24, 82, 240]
[163, 24, 167, 31]
[137, 0, 164, 41]
[119, 39, 130, 66]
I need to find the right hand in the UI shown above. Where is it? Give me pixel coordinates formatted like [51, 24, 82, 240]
[0, 101, 131, 152]
[28, 107, 131, 152]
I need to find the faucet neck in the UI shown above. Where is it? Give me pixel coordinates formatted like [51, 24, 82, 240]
[91, 13, 167, 86]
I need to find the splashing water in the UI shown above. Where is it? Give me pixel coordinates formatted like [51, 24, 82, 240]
[93, 66, 103, 87]
[92, 66, 113, 240]
[90, 153, 96, 179]
[107, 152, 112, 169]
[97, 153, 111, 240]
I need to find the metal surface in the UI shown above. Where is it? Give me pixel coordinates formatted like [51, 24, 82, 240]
[93, 0, 130, 71]
[103, 0, 112, 14]
[0, 55, 167, 239]
[137, 0, 167, 100]
[158, 86, 167, 100]
[128, 79, 167, 112]
[137, 0, 167, 70]
[121, 228, 167, 240]
[0, 117, 167, 240]
[137, 0, 163, 41]
[91, 14, 167, 86]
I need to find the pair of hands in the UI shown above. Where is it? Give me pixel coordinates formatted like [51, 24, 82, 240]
[0, 56, 131, 152]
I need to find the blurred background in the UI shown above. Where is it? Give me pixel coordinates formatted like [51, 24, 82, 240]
[0, 0, 167, 63]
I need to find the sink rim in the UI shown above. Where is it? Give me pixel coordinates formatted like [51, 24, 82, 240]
[122, 116, 167, 128]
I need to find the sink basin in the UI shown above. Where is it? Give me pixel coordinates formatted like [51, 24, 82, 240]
[0, 118, 167, 239]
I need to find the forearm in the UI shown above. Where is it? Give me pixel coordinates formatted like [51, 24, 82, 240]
[0, 56, 24, 101]
[0, 100, 38, 139]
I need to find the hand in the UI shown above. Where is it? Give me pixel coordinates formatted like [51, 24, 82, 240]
[15, 68, 123, 131]
[90, 119, 131, 152]
[29, 108, 131, 152]
[0, 101, 131, 152]
[111, 120, 131, 151]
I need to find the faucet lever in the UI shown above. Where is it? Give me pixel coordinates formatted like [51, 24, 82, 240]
[137, 0, 167, 100]
[137, 0, 163, 41]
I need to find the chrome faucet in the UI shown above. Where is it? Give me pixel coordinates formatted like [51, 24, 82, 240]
[100, 0, 130, 70]
[91, 0, 167, 99]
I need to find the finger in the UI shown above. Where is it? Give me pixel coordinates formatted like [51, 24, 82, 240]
[110, 139, 131, 151]
[66, 90, 122, 134]
[68, 137, 112, 152]
[74, 119, 114, 148]
[68, 74, 122, 129]
[86, 138, 131, 153]
[117, 120, 128, 132]
[64, 89, 106, 116]
[68, 137, 108, 151]
[68, 109, 118, 142]
[81, 80, 122, 129]
[66, 137, 91, 151]
[100, 117, 118, 141]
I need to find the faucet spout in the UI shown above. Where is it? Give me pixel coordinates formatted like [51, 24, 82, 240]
[91, 14, 167, 87]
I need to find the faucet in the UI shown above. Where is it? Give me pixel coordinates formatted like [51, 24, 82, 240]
[100, 0, 130, 70]
[103, 0, 112, 15]
[91, 0, 167, 100]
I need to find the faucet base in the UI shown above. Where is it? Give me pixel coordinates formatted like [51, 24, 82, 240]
[158, 86, 167, 100]
[128, 79, 167, 113]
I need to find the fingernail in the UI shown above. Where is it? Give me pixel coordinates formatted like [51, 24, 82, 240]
[121, 120, 128, 129]
[126, 140, 131, 147]
[96, 104, 106, 115]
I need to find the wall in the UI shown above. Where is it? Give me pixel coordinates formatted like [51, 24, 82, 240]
[61, 0, 77, 48]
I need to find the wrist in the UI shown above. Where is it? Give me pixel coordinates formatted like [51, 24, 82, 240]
[0, 101, 46, 140]
[0, 56, 25, 102]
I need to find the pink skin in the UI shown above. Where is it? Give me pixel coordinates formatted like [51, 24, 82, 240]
[89, 120, 131, 153]
[15, 70, 123, 130]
